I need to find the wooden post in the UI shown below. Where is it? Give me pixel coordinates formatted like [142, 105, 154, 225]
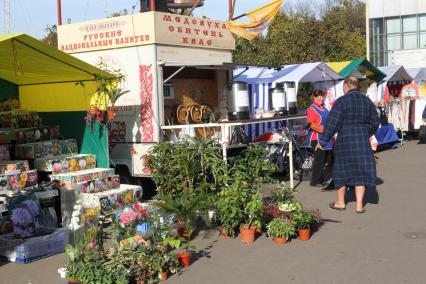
[150, 0, 156, 11]
[57, 0, 62, 25]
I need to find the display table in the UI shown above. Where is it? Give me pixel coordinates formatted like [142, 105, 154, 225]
[375, 123, 399, 147]
[160, 114, 306, 189]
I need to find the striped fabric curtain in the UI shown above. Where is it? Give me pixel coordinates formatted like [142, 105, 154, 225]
[243, 82, 287, 141]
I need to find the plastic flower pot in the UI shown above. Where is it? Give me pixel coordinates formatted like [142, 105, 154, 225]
[298, 228, 311, 241]
[273, 237, 288, 245]
[68, 280, 82, 284]
[240, 225, 256, 243]
[176, 251, 191, 268]
[158, 271, 168, 281]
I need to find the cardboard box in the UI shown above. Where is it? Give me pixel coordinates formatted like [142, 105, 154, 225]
[15, 139, 66, 159]
[76, 175, 120, 194]
[0, 160, 29, 174]
[50, 168, 115, 189]
[34, 154, 96, 173]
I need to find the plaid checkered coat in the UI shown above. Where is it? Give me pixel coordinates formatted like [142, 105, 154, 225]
[319, 90, 380, 188]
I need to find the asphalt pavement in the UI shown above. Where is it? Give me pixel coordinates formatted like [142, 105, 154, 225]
[1, 140, 425, 284]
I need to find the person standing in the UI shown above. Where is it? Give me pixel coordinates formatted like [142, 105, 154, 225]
[318, 77, 380, 213]
[306, 90, 334, 188]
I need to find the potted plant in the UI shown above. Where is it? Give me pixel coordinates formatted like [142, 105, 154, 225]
[107, 88, 130, 120]
[175, 238, 196, 268]
[216, 187, 244, 238]
[153, 192, 207, 240]
[293, 210, 314, 241]
[240, 190, 263, 243]
[157, 252, 180, 280]
[267, 218, 296, 245]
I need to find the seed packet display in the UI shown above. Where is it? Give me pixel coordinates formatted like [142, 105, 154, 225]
[7, 195, 41, 239]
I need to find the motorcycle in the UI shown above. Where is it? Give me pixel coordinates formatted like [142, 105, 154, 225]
[253, 127, 315, 181]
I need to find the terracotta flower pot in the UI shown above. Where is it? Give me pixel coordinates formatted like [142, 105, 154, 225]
[176, 251, 191, 268]
[240, 225, 256, 243]
[159, 271, 168, 281]
[220, 226, 235, 238]
[68, 280, 82, 284]
[273, 237, 288, 245]
[107, 109, 116, 120]
[298, 228, 311, 241]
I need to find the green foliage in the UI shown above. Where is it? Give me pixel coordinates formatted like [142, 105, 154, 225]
[147, 137, 228, 197]
[152, 191, 208, 236]
[267, 218, 296, 239]
[104, 242, 143, 281]
[216, 187, 245, 237]
[229, 144, 276, 189]
[41, 24, 57, 47]
[293, 210, 314, 230]
[275, 183, 297, 204]
[233, 0, 366, 65]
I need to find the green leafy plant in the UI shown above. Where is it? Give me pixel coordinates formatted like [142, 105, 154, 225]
[216, 187, 245, 237]
[229, 144, 277, 189]
[147, 137, 229, 197]
[275, 182, 297, 204]
[267, 218, 296, 240]
[153, 192, 207, 238]
[241, 190, 263, 228]
[293, 210, 314, 230]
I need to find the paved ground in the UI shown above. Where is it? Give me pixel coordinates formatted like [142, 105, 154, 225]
[1, 140, 425, 284]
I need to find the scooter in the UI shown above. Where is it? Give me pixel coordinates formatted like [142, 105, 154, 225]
[253, 127, 314, 180]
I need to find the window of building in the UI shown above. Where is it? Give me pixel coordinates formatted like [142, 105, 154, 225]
[402, 16, 417, 32]
[386, 18, 401, 33]
[370, 14, 426, 66]
[387, 34, 401, 50]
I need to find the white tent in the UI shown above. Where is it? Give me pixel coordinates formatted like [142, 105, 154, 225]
[378, 66, 415, 131]
[378, 65, 413, 82]
[233, 62, 342, 141]
[406, 68, 426, 129]
[406, 67, 426, 81]
[236, 62, 342, 85]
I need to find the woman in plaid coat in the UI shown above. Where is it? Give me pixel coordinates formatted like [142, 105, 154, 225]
[318, 77, 380, 213]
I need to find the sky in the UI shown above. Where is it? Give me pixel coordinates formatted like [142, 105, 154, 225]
[0, 0, 275, 39]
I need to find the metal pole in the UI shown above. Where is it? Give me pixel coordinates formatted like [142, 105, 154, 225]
[289, 133, 294, 189]
[228, 0, 233, 20]
[150, 0, 155, 11]
[57, 0, 62, 25]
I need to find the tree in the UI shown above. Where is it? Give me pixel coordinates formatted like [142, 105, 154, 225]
[41, 25, 58, 48]
[232, 0, 366, 65]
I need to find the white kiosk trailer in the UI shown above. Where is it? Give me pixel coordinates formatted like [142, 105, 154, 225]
[57, 11, 235, 182]
[58, 11, 305, 188]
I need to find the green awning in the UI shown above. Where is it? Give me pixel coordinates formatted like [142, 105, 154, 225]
[0, 33, 112, 86]
[327, 57, 386, 82]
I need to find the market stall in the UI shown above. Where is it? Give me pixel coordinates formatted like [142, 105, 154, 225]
[234, 62, 342, 141]
[406, 67, 426, 129]
[0, 33, 143, 262]
[378, 65, 415, 133]
[327, 57, 386, 102]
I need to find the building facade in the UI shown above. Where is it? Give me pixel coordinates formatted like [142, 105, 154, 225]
[367, 0, 426, 67]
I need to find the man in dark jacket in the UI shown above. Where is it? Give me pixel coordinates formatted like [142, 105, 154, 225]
[317, 77, 380, 214]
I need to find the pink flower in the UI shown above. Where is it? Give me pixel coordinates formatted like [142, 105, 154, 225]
[119, 208, 138, 226]
[89, 240, 96, 250]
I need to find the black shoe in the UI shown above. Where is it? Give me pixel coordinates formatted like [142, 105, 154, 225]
[311, 182, 327, 188]
[321, 183, 335, 191]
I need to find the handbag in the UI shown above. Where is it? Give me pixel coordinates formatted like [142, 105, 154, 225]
[419, 124, 426, 143]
